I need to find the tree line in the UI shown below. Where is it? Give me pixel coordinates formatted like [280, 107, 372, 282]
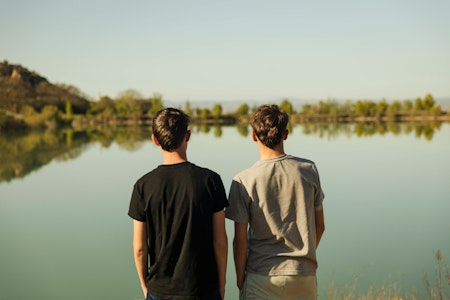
[290, 94, 444, 122]
[1, 89, 448, 131]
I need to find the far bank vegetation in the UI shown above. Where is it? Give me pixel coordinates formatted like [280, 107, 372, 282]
[1, 61, 449, 131]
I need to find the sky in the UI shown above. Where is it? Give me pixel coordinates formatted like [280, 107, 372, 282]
[2, 0, 450, 104]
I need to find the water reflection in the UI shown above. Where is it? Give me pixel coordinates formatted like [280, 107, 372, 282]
[0, 127, 151, 183]
[0, 121, 444, 183]
[300, 121, 442, 140]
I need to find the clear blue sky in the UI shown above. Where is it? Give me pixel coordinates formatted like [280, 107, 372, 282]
[2, 0, 450, 103]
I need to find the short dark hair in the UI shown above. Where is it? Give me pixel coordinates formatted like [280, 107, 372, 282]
[250, 104, 288, 149]
[152, 108, 190, 151]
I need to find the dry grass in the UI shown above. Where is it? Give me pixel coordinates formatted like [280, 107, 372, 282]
[423, 250, 450, 300]
[326, 250, 449, 300]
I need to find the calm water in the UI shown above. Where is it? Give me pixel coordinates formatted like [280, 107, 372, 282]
[1, 122, 449, 300]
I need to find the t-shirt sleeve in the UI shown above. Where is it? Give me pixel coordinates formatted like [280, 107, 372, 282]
[211, 173, 229, 212]
[313, 163, 325, 207]
[225, 179, 250, 224]
[128, 182, 146, 222]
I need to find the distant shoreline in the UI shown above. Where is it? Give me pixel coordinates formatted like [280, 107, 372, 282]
[290, 113, 450, 123]
[68, 113, 450, 129]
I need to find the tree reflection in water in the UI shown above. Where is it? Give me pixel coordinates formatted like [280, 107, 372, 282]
[0, 126, 151, 183]
[0, 122, 444, 183]
[299, 121, 442, 141]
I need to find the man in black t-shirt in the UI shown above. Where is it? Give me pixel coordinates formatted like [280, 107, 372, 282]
[128, 108, 229, 300]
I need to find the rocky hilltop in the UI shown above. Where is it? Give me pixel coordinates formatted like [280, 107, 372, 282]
[0, 61, 90, 113]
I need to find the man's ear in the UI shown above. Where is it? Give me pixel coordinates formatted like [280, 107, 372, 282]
[185, 130, 191, 142]
[151, 134, 160, 146]
[283, 129, 289, 140]
[251, 131, 258, 142]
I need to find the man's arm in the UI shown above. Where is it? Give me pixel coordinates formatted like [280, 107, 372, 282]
[233, 222, 248, 290]
[133, 220, 149, 297]
[315, 204, 325, 248]
[212, 210, 228, 299]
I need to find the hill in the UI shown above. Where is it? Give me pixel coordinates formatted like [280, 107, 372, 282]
[0, 61, 90, 114]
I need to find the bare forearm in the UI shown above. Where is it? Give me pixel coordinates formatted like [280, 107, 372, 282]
[133, 220, 148, 297]
[316, 227, 324, 248]
[233, 237, 247, 289]
[134, 247, 148, 295]
[233, 222, 249, 290]
[315, 205, 325, 248]
[213, 211, 228, 299]
[214, 235, 228, 298]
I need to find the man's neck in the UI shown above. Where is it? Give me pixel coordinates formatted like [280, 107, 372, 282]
[161, 150, 187, 165]
[258, 143, 285, 160]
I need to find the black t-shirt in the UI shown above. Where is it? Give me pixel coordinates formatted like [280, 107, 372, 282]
[128, 161, 229, 299]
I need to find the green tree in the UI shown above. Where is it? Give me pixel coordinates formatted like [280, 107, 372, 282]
[402, 100, 413, 114]
[20, 105, 35, 118]
[184, 100, 193, 115]
[376, 99, 388, 117]
[235, 103, 249, 117]
[88, 96, 116, 121]
[211, 104, 222, 118]
[280, 99, 294, 114]
[200, 108, 211, 119]
[65, 101, 73, 119]
[114, 90, 146, 119]
[318, 100, 329, 115]
[147, 93, 164, 117]
[339, 100, 353, 116]
[414, 97, 423, 112]
[115, 89, 146, 119]
[354, 100, 377, 117]
[429, 105, 442, 116]
[387, 100, 402, 117]
[41, 105, 59, 121]
[41, 105, 60, 128]
[301, 104, 312, 115]
[115, 99, 130, 117]
[422, 94, 435, 111]
[21, 105, 41, 127]
[366, 101, 377, 116]
[354, 100, 365, 116]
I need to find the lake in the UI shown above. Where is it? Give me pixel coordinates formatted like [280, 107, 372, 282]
[1, 122, 449, 300]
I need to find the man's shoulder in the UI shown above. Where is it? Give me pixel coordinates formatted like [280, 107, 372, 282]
[232, 162, 261, 182]
[184, 163, 227, 187]
[133, 167, 159, 184]
[285, 155, 318, 168]
[188, 162, 220, 176]
[285, 156, 322, 185]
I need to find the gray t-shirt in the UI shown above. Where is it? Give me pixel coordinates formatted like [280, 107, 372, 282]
[225, 154, 324, 276]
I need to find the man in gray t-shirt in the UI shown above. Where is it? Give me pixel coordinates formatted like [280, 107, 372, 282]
[225, 104, 325, 300]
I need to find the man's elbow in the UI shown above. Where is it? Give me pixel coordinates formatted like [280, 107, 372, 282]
[214, 234, 228, 250]
[133, 244, 147, 259]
